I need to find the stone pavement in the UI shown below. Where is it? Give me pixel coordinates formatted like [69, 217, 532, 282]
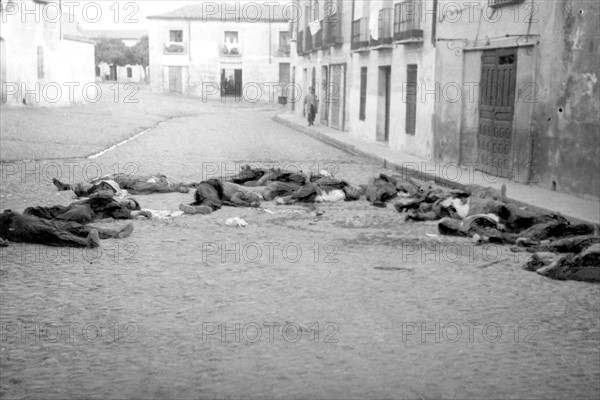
[274, 112, 600, 225]
[1, 96, 599, 399]
[0, 84, 208, 161]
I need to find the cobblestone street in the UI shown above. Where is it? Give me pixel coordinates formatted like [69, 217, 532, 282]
[1, 95, 599, 399]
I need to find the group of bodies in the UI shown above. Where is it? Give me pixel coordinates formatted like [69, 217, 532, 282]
[1, 166, 598, 281]
[0, 168, 361, 249]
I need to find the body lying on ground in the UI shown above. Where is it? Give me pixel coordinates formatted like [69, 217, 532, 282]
[179, 179, 263, 215]
[226, 166, 307, 187]
[179, 173, 362, 214]
[53, 173, 194, 197]
[24, 194, 149, 224]
[0, 210, 133, 248]
[524, 244, 600, 282]
[179, 180, 299, 214]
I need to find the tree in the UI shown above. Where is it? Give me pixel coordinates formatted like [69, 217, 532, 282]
[128, 35, 149, 82]
[94, 38, 129, 67]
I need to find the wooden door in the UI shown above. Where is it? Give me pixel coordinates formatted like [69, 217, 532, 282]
[168, 66, 182, 93]
[234, 69, 243, 96]
[477, 49, 517, 177]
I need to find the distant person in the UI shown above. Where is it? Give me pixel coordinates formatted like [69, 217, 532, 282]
[304, 86, 318, 126]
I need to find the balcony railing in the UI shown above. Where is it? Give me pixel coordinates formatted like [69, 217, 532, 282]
[394, 0, 423, 43]
[314, 20, 323, 50]
[370, 8, 393, 48]
[489, 0, 525, 7]
[324, 11, 343, 46]
[351, 18, 369, 51]
[163, 41, 187, 54]
[305, 28, 313, 52]
[297, 30, 304, 55]
[221, 43, 241, 56]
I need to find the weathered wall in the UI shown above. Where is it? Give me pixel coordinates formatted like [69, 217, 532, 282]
[434, 0, 599, 198]
[531, 0, 599, 198]
[433, 43, 462, 164]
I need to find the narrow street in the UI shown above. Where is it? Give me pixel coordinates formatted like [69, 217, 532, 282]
[1, 97, 599, 399]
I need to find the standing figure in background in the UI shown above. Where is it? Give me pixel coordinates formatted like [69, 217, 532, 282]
[304, 86, 318, 126]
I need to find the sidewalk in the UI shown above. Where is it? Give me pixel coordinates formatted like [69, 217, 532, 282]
[274, 112, 600, 225]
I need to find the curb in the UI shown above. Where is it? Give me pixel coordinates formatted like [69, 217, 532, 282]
[273, 113, 598, 227]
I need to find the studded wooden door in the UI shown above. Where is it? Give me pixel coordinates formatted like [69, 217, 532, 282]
[477, 49, 517, 178]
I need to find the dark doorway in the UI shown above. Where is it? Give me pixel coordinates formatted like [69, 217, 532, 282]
[405, 64, 418, 135]
[109, 64, 117, 81]
[330, 64, 344, 130]
[291, 66, 296, 111]
[376, 66, 391, 142]
[221, 68, 242, 97]
[321, 66, 329, 124]
[279, 62, 290, 104]
[477, 48, 517, 178]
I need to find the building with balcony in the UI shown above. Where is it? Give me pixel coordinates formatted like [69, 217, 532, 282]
[292, 0, 350, 130]
[0, 0, 95, 106]
[346, 0, 436, 159]
[147, 3, 291, 101]
[433, 0, 599, 199]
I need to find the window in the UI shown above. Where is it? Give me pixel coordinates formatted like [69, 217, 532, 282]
[169, 30, 183, 42]
[223, 31, 240, 55]
[279, 31, 291, 54]
[37, 46, 44, 79]
[127, 67, 132, 78]
[405, 64, 417, 135]
[359, 67, 367, 121]
[224, 31, 238, 43]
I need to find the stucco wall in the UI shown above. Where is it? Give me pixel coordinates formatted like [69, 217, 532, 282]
[0, 1, 94, 106]
[345, 1, 437, 159]
[531, 0, 599, 198]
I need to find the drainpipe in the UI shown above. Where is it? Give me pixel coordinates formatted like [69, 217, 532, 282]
[526, 0, 537, 183]
[351, 0, 355, 49]
[431, 0, 437, 46]
[59, 0, 62, 41]
[269, 21, 272, 64]
[188, 20, 191, 94]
